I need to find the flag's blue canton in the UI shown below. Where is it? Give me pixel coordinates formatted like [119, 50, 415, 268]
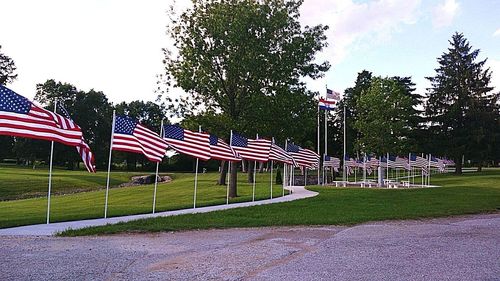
[209, 134, 218, 145]
[380, 156, 387, 163]
[344, 154, 350, 160]
[327, 89, 333, 95]
[367, 155, 372, 160]
[389, 155, 396, 161]
[114, 115, 137, 135]
[431, 156, 438, 162]
[164, 125, 185, 140]
[231, 133, 248, 147]
[286, 143, 300, 152]
[57, 103, 71, 119]
[410, 153, 417, 161]
[0, 85, 31, 114]
[324, 155, 331, 161]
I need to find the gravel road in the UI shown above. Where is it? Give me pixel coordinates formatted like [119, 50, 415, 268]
[1, 214, 499, 280]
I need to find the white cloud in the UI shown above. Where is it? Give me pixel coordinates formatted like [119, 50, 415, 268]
[301, 0, 421, 63]
[432, 0, 460, 28]
[493, 28, 500, 37]
[300, 0, 421, 93]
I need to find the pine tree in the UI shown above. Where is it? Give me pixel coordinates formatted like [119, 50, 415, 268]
[425, 32, 499, 174]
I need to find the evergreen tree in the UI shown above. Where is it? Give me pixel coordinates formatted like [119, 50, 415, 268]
[425, 32, 499, 173]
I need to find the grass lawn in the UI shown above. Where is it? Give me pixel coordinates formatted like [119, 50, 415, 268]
[0, 165, 140, 200]
[0, 168, 287, 228]
[60, 169, 500, 236]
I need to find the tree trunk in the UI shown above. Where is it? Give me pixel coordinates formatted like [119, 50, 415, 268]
[454, 157, 462, 174]
[217, 161, 227, 185]
[477, 161, 482, 172]
[229, 162, 238, 198]
[241, 160, 247, 172]
[247, 161, 255, 183]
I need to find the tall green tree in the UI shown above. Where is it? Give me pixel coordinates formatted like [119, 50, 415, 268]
[162, 0, 329, 196]
[35, 80, 114, 169]
[425, 32, 499, 173]
[354, 77, 416, 155]
[0, 45, 17, 85]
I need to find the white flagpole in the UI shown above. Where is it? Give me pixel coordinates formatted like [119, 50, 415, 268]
[104, 110, 116, 218]
[343, 105, 346, 183]
[408, 153, 411, 185]
[193, 125, 202, 209]
[270, 160, 273, 199]
[364, 153, 367, 184]
[226, 161, 231, 205]
[386, 153, 389, 186]
[317, 98, 321, 186]
[324, 109, 327, 186]
[152, 119, 164, 214]
[305, 168, 308, 186]
[282, 163, 286, 196]
[46, 99, 57, 224]
[227, 131, 234, 204]
[252, 134, 258, 202]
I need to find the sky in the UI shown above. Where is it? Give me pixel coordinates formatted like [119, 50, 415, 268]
[1, 0, 499, 105]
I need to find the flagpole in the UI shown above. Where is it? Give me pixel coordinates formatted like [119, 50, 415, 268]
[104, 110, 116, 218]
[152, 119, 164, 214]
[363, 153, 366, 185]
[324, 109, 327, 186]
[343, 105, 346, 183]
[226, 161, 230, 204]
[386, 152, 389, 187]
[252, 134, 258, 202]
[317, 96, 321, 186]
[46, 99, 57, 224]
[227, 131, 234, 204]
[193, 125, 202, 209]
[270, 160, 273, 199]
[282, 163, 286, 196]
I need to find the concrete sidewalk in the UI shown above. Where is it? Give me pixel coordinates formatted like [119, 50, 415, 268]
[0, 185, 316, 236]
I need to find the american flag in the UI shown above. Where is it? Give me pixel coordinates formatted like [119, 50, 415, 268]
[410, 154, 429, 174]
[163, 125, 211, 161]
[367, 155, 380, 168]
[286, 143, 320, 169]
[209, 134, 240, 162]
[396, 156, 410, 170]
[112, 115, 168, 162]
[344, 154, 357, 168]
[269, 139, 295, 165]
[326, 88, 341, 100]
[323, 155, 341, 172]
[230, 133, 271, 162]
[57, 103, 96, 173]
[0, 85, 83, 146]
[430, 156, 445, 172]
[443, 158, 455, 166]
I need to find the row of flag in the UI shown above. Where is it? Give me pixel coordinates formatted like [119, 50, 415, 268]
[0, 85, 321, 172]
[340, 153, 454, 176]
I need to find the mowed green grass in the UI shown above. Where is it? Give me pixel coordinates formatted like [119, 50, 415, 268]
[0, 165, 138, 200]
[60, 169, 500, 236]
[0, 169, 287, 228]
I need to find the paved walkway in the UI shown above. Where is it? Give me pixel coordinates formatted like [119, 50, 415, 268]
[0, 185, 316, 236]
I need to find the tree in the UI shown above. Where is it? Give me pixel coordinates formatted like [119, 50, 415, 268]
[0, 45, 17, 85]
[425, 32, 499, 174]
[35, 80, 114, 169]
[335, 70, 373, 157]
[162, 0, 329, 197]
[354, 77, 416, 155]
[0, 45, 17, 160]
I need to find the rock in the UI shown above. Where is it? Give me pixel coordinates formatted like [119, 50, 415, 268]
[121, 175, 172, 187]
